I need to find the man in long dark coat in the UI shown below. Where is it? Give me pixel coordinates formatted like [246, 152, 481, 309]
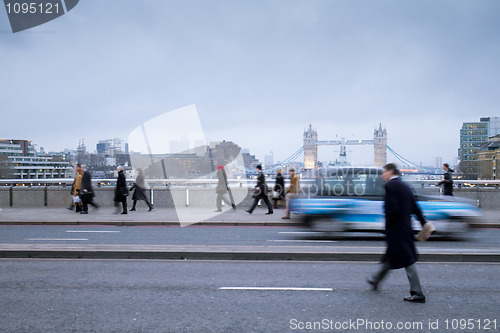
[367, 163, 428, 303]
[215, 165, 235, 212]
[273, 169, 285, 209]
[130, 168, 153, 212]
[245, 165, 273, 215]
[80, 164, 98, 214]
[114, 166, 128, 214]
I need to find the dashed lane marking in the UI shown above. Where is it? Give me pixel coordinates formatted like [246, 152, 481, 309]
[220, 287, 333, 291]
[268, 240, 337, 243]
[25, 238, 89, 241]
[65, 231, 120, 233]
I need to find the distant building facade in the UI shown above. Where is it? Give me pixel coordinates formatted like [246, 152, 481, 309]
[75, 138, 131, 177]
[434, 157, 443, 169]
[8, 155, 72, 179]
[0, 139, 72, 179]
[241, 150, 260, 171]
[478, 134, 500, 180]
[96, 138, 126, 157]
[460, 117, 500, 179]
[135, 141, 260, 179]
[264, 151, 274, 168]
[0, 139, 36, 156]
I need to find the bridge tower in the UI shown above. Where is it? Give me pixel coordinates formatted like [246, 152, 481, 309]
[374, 123, 387, 167]
[303, 124, 318, 173]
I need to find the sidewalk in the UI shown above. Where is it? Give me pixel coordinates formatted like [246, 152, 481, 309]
[0, 206, 294, 226]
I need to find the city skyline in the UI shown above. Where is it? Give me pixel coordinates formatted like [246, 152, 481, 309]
[5, 114, 500, 169]
[0, 128, 445, 169]
[1, 1, 500, 167]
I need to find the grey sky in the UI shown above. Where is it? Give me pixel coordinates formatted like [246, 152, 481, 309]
[1, 0, 499, 167]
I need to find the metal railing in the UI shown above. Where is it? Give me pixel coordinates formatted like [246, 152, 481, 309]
[0, 178, 499, 209]
[0, 178, 499, 187]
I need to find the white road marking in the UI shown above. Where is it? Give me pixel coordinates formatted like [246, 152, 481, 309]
[25, 238, 89, 241]
[220, 287, 333, 291]
[65, 231, 120, 233]
[268, 240, 337, 243]
[278, 231, 318, 234]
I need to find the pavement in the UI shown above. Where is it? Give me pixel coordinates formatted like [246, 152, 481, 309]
[0, 207, 499, 262]
[0, 206, 293, 226]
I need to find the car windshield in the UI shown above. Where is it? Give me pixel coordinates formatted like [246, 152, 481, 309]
[315, 167, 384, 196]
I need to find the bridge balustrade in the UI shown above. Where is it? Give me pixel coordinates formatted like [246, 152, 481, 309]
[0, 179, 498, 209]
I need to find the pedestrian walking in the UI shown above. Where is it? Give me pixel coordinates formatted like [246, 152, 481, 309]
[282, 168, 299, 219]
[114, 166, 129, 214]
[79, 164, 99, 214]
[367, 163, 431, 303]
[67, 164, 82, 211]
[246, 165, 273, 215]
[272, 169, 285, 209]
[436, 163, 454, 196]
[130, 168, 153, 212]
[215, 165, 236, 212]
[72, 164, 83, 213]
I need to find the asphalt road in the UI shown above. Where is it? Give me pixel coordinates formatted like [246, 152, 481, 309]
[0, 260, 498, 333]
[0, 225, 499, 250]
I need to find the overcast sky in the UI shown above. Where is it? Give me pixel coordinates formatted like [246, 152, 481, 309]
[1, 0, 499, 167]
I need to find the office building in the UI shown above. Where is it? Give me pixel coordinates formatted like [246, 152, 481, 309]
[0, 139, 72, 179]
[0, 139, 36, 156]
[459, 117, 500, 179]
[478, 134, 500, 180]
[434, 157, 443, 169]
[264, 151, 274, 168]
[96, 138, 126, 157]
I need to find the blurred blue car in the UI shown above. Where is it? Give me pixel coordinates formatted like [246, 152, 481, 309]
[290, 167, 482, 237]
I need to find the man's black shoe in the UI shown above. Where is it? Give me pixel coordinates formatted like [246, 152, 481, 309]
[403, 295, 426, 303]
[367, 279, 378, 291]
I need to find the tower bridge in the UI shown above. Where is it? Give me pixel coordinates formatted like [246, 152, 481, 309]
[303, 124, 388, 172]
[253, 124, 437, 175]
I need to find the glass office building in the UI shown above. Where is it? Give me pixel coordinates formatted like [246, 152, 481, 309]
[460, 117, 500, 179]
